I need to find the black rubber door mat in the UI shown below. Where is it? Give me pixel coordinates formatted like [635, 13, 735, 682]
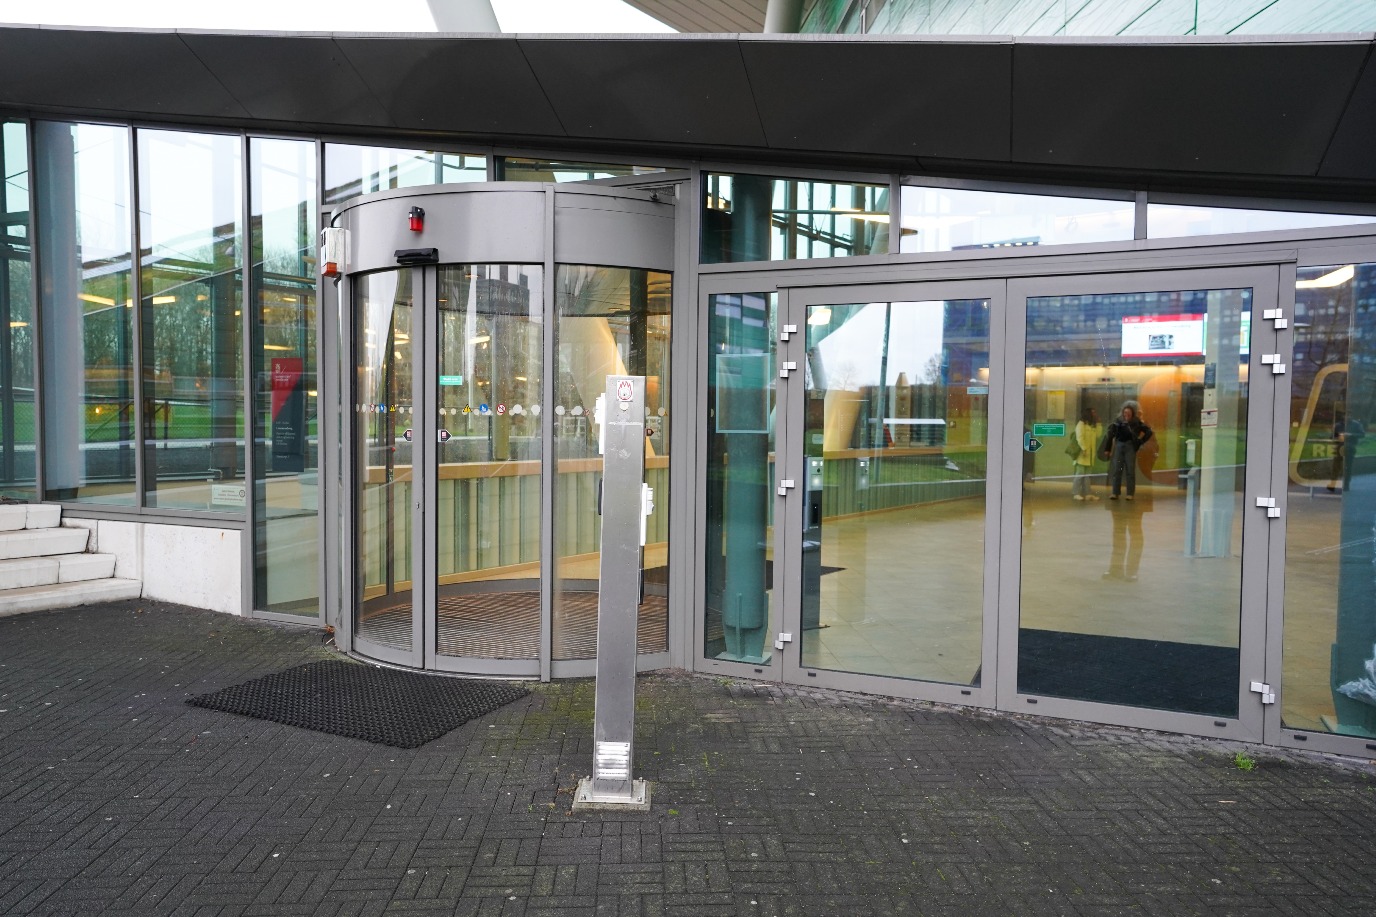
[187, 659, 529, 748]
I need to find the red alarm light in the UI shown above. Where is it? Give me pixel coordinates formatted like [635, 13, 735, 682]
[408, 206, 424, 232]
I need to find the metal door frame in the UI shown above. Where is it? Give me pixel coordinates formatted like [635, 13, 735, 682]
[1000, 265, 1284, 742]
[774, 278, 1009, 707]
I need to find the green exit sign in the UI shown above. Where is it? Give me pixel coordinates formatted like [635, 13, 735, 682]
[1032, 423, 1066, 437]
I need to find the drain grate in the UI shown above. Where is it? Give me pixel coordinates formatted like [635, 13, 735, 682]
[186, 659, 529, 748]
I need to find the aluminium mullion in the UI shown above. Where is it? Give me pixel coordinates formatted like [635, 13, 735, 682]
[411, 265, 431, 668]
[314, 137, 334, 632]
[1264, 261, 1296, 747]
[129, 127, 147, 509]
[24, 117, 44, 500]
[240, 131, 255, 618]
[669, 170, 699, 670]
[420, 264, 438, 668]
[539, 187, 556, 682]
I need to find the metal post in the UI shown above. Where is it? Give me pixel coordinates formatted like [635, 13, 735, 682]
[574, 374, 651, 811]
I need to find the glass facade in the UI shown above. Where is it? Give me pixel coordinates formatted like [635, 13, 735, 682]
[37, 122, 137, 505]
[900, 186, 1135, 253]
[324, 145, 485, 205]
[705, 292, 776, 663]
[498, 158, 664, 183]
[251, 138, 318, 616]
[0, 121, 34, 501]
[554, 266, 671, 659]
[1283, 263, 1376, 739]
[1148, 204, 1376, 239]
[805, 0, 1376, 36]
[703, 174, 888, 263]
[138, 130, 245, 512]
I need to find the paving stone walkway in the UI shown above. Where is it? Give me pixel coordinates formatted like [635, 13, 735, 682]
[2, 599, 1375, 916]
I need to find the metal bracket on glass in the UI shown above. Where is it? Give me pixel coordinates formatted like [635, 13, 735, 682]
[1256, 496, 1280, 518]
[1262, 309, 1289, 330]
[1250, 681, 1276, 704]
[779, 324, 799, 342]
[775, 632, 793, 650]
[779, 361, 798, 378]
[1261, 354, 1287, 374]
[777, 479, 795, 497]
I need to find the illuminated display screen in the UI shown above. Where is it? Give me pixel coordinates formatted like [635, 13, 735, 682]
[1121, 314, 1205, 358]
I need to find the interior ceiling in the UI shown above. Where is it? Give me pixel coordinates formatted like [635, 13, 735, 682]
[622, 0, 767, 33]
[0, 26, 1374, 198]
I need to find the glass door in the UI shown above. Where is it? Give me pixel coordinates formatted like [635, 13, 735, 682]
[1004, 267, 1282, 740]
[352, 267, 422, 667]
[774, 281, 1005, 705]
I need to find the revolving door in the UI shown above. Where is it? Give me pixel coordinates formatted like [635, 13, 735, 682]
[334, 185, 674, 676]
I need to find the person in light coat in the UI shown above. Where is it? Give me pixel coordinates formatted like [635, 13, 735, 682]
[1071, 406, 1101, 501]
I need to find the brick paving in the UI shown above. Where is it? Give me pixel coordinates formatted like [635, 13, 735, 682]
[1, 600, 1375, 916]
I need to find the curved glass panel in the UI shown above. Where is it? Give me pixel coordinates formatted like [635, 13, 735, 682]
[553, 265, 671, 660]
[800, 299, 990, 684]
[37, 121, 136, 504]
[138, 129, 244, 511]
[434, 264, 544, 659]
[1019, 287, 1251, 717]
[1283, 263, 1376, 739]
[354, 270, 414, 651]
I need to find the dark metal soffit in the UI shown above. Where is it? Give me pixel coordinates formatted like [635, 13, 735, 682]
[1, 26, 1375, 196]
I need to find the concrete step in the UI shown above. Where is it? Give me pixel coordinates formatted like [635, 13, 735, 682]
[0, 504, 62, 532]
[0, 554, 121, 589]
[0, 527, 88, 561]
[0, 578, 142, 618]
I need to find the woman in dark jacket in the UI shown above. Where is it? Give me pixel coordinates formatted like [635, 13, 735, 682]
[1100, 400, 1153, 500]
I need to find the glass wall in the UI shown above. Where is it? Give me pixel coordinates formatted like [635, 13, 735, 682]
[554, 266, 671, 659]
[1019, 286, 1252, 717]
[705, 292, 776, 663]
[1, 121, 35, 501]
[1149, 204, 1376, 239]
[251, 138, 318, 616]
[900, 186, 1135, 253]
[324, 145, 485, 205]
[800, 298, 990, 684]
[138, 130, 244, 512]
[498, 158, 663, 183]
[703, 174, 888, 263]
[1283, 262, 1376, 738]
[434, 264, 544, 659]
[354, 269, 414, 650]
[37, 122, 137, 505]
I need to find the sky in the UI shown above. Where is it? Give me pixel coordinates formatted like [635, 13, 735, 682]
[0, 0, 676, 32]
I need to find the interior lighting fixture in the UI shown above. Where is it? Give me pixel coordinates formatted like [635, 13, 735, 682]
[808, 307, 832, 325]
[1296, 265, 1354, 289]
[470, 334, 491, 344]
[78, 293, 115, 306]
[152, 295, 177, 305]
[263, 344, 292, 351]
[9, 321, 28, 328]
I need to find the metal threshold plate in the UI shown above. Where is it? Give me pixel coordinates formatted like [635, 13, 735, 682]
[571, 778, 652, 812]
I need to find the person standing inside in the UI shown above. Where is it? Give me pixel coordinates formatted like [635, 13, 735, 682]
[1101, 400, 1153, 500]
[1071, 406, 1101, 501]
